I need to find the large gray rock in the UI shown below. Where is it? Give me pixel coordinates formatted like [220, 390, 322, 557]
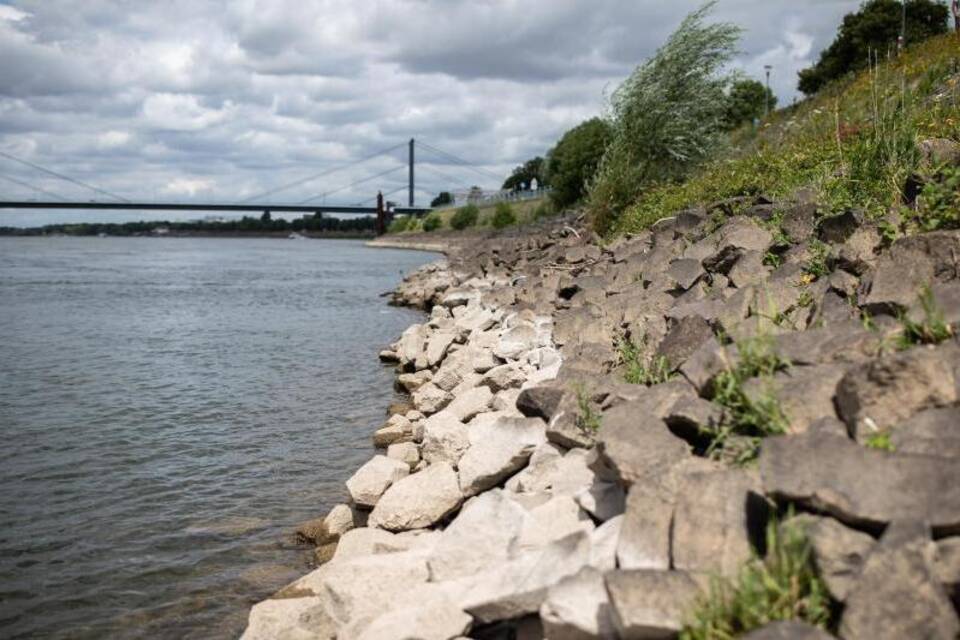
[545, 390, 599, 449]
[835, 345, 957, 438]
[368, 462, 463, 532]
[597, 386, 693, 487]
[890, 406, 960, 458]
[412, 382, 454, 415]
[603, 569, 703, 640]
[742, 364, 848, 434]
[353, 596, 472, 640]
[495, 324, 539, 360]
[671, 469, 763, 578]
[656, 315, 715, 369]
[741, 621, 835, 640]
[787, 514, 874, 602]
[840, 522, 959, 640]
[457, 416, 547, 497]
[241, 596, 335, 640]
[421, 411, 470, 467]
[616, 482, 673, 571]
[444, 385, 493, 422]
[760, 432, 960, 534]
[458, 531, 592, 624]
[346, 455, 410, 508]
[427, 489, 528, 582]
[480, 363, 527, 392]
[425, 331, 457, 368]
[517, 385, 567, 421]
[386, 441, 420, 469]
[860, 230, 960, 312]
[666, 258, 705, 291]
[540, 567, 617, 640]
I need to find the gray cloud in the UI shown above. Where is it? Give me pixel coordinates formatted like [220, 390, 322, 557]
[0, 0, 861, 227]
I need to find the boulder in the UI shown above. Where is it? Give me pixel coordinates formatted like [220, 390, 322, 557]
[458, 416, 547, 497]
[412, 382, 454, 415]
[458, 531, 592, 624]
[840, 521, 959, 640]
[742, 363, 848, 434]
[397, 324, 427, 367]
[781, 203, 816, 243]
[787, 514, 874, 602]
[372, 424, 411, 448]
[425, 331, 457, 368]
[597, 388, 693, 488]
[835, 345, 957, 439]
[671, 469, 763, 578]
[516, 385, 567, 421]
[759, 432, 960, 534]
[386, 441, 420, 469]
[495, 324, 539, 360]
[656, 315, 715, 369]
[545, 390, 600, 449]
[368, 462, 463, 532]
[241, 596, 334, 640]
[728, 250, 769, 288]
[353, 596, 472, 640]
[480, 363, 527, 392]
[345, 456, 410, 508]
[890, 406, 960, 458]
[397, 370, 432, 393]
[616, 482, 673, 571]
[427, 489, 529, 582]
[860, 231, 960, 312]
[666, 258, 705, 291]
[603, 569, 703, 640]
[516, 494, 595, 550]
[589, 515, 623, 572]
[444, 385, 494, 422]
[741, 621, 835, 640]
[540, 567, 617, 640]
[421, 411, 470, 467]
[935, 537, 960, 599]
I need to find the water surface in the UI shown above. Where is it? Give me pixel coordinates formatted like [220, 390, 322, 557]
[0, 236, 435, 638]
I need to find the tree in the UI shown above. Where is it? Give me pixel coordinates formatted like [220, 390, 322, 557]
[431, 191, 453, 207]
[450, 204, 479, 230]
[502, 157, 546, 192]
[260, 210, 272, 223]
[798, 0, 949, 95]
[545, 118, 613, 209]
[588, 2, 741, 233]
[724, 79, 777, 129]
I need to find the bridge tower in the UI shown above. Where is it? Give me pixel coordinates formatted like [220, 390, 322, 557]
[408, 138, 415, 207]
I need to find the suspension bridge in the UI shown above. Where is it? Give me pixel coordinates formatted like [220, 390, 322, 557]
[0, 139, 507, 227]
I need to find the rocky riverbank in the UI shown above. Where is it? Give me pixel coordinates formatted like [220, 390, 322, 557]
[242, 205, 960, 639]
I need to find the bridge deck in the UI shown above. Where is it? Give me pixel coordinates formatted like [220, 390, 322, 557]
[0, 201, 431, 215]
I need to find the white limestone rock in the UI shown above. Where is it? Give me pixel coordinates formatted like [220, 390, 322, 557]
[457, 416, 547, 497]
[421, 411, 470, 467]
[368, 462, 463, 532]
[386, 441, 420, 469]
[345, 456, 409, 508]
[540, 567, 617, 640]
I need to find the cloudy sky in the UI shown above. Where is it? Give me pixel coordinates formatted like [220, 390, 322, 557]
[0, 0, 862, 226]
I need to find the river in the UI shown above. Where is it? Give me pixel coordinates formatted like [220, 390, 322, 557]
[0, 236, 436, 639]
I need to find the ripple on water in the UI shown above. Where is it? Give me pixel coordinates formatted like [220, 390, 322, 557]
[0, 237, 436, 639]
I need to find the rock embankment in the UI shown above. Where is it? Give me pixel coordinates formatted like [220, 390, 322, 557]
[244, 206, 960, 639]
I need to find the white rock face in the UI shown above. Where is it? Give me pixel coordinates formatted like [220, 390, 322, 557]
[589, 515, 623, 572]
[412, 382, 453, 415]
[427, 489, 529, 582]
[421, 411, 470, 467]
[386, 441, 420, 469]
[368, 462, 463, 532]
[495, 324, 539, 360]
[333, 527, 439, 562]
[345, 455, 410, 508]
[425, 331, 457, 368]
[516, 494, 595, 551]
[324, 504, 358, 539]
[397, 324, 427, 366]
[540, 567, 617, 640]
[481, 363, 527, 392]
[241, 596, 334, 640]
[457, 530, 592, 624]
[444, 385, 493, 422]
[458, 417, 547, 497]
[354, 596, 472, 640]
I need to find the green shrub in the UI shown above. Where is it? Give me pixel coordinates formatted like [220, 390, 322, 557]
[387, 215, 411, 233]
[588, 2, 741, 233]
[914, 164, 960, 231]
[450, 204, 479, 230]
[422, 213, 442, 232]
[491, 202, 516, 229]
[534, 200, 557, 220]
[619, 338, 674, 386]
[575, 386, 602, 433]
[681, 516, 834, 639]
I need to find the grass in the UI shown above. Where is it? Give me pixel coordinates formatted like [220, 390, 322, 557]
[613, 34, 960, 237]
[704, 335, 791, 465]
[618, 338, 674, 386]
[575, 385, 601, 433]
[388, 196, 550, 233]
[681, 515, 835, 639]
[864, 430, 895, 452]
[896, 285, 955, 349]
[802, 239, 831, 280]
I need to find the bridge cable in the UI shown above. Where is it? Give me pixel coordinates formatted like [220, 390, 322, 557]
[0, 150, 131, 203]
[418, 164, 478, 191]
[416, 141, 503, 183]
[297, 165, 406, 205]
[0, 172, 69, 201]
[240, 142, 407, 203]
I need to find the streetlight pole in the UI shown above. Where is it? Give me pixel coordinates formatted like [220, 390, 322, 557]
[764, 65, 773, 119]
[898, 0, 906, 54]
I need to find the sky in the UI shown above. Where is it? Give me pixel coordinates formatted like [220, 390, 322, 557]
[0, 0, 864, 227]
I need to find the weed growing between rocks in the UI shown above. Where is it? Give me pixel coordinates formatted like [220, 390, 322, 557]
[897, 286, 955, 349]
[864, 431, 896, 452]
[802, 239, 831, 280]
[704, 336, 790, 464]
[912, 164, 960, 231]
[681, 516, 835, 639]
[574, 385, 602, 433]
[618, 338, 674, 386]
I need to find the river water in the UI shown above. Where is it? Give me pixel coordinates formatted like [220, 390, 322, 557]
[0, 237, 436, 639]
